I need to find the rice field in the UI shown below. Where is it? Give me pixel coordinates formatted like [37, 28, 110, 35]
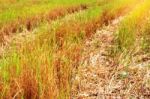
[0, 0, 149, 99]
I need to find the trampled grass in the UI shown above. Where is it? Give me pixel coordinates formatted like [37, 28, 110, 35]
[0, 0, 149, 99]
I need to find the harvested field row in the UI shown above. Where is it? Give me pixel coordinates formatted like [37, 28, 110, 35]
[0, 0, 149, 99]
[0, 4, 88, 44]
[0, 0, 104, 28]
[0, 0, 134, 98]
[72, 0, 150, 98]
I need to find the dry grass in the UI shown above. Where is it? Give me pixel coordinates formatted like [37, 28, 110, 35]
[0, 0, 148, 99]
